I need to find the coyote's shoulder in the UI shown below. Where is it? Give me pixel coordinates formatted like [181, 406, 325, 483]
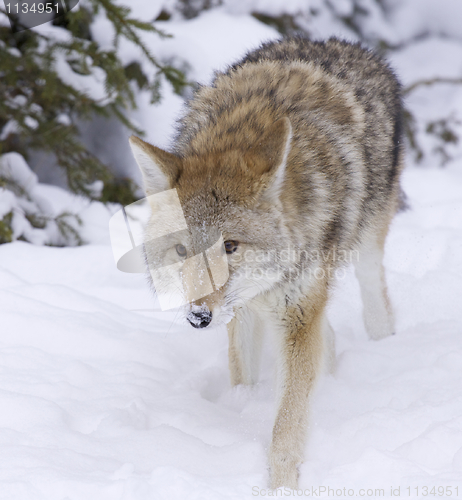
[173, 36, 403, 255]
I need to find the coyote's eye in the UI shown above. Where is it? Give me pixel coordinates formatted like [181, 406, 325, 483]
[175, 244, 187, 257]
[224, 240, 239, 254]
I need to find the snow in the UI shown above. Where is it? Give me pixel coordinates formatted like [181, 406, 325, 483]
[390, 0, 462, 41]
[154, 10, 280, 83]
[114, 0, 164, 22]
[0, 119, 20, 141]
[389, 39, 462, 85]
[0, 188, 16, 219]
[1, 159, 461, 498]
[54, 52, 111, 105]
[0, 152, 39, 192]
[2, 0, 462, 497]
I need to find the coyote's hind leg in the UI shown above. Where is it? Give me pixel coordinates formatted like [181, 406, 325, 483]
[354, 228, 395, 340]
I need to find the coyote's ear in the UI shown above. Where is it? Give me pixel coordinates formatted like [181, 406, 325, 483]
[245, 117, 292, 204]
[129, 136, 182, 195]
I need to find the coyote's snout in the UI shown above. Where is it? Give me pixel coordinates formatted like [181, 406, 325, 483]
[128, 37, 404, 489]
[186, 303, 212, 328]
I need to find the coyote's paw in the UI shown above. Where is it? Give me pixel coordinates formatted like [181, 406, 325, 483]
[269, 451, 299, 490]
[366, 317, 395, 341]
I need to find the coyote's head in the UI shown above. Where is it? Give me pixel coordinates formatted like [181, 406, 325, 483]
[129, 118, 293, 328]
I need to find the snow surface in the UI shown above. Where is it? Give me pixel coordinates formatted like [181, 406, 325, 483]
[1, 161, 461, 499]
[1, 0, 462, 498]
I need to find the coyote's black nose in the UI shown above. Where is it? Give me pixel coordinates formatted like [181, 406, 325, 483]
[187, 310, 212, 328]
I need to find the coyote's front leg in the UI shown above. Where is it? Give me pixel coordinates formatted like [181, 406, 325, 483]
[227, 305, 264, 386]
[269, 289, 326, 490]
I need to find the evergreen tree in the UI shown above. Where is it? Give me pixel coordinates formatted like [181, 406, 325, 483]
[0, 0, 187, 245]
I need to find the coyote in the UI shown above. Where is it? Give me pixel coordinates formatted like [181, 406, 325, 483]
[129, 37, 403, 489]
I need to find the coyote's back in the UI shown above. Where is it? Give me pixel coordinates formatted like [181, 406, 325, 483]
[173, 37, 403, 256]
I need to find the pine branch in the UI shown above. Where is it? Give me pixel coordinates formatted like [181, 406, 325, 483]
[93, 0, 191, 94]
[1, 0, 189, 246]
[404, 77, 462, 96]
